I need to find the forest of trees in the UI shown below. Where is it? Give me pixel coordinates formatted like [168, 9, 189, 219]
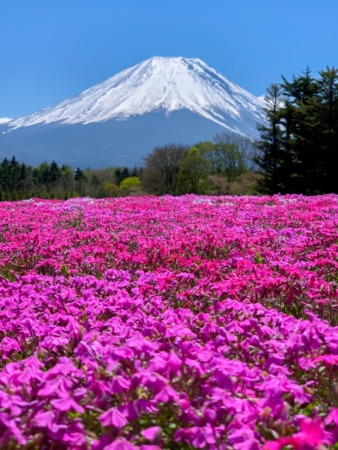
[1, 66, 337, 199]
[141, 135, 260, 196]
[256, 66, 338, 194]
[0, 157, 141, 200]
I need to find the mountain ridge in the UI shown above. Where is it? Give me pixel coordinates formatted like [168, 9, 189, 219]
[7, 57, 265, 136]
[0, 57, 266, 167]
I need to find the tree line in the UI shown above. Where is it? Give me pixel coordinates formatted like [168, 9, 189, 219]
[0, 132, 259, 200]
[141, 134, 260, 196]
[0, 157, 141, 200]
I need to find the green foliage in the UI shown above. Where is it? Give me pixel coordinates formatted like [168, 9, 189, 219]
[0, 158, 141, 200]
[141, 144, 189, 195]
[257, 66, 338, 194]
[120, 176, 141, 189]
[176, 147, 210, 194]
[100, 182, 119, 197]
[119, 177, 142, 196]
[141, 136, 258, 196]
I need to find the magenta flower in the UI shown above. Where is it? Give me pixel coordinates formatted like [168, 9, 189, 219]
[167, 352, 182, 374]
[264, 417, 326, 450]
[140, 446, 161, 450]
[51, 394, 84, 413]
[33, 410, 63, 433]
[325, 407, 338, 425]
[0, 337, 21, 359]
[263, 440, 286, 450]
[109, 375, 131, 395]
[154, 385, 179, 403]
[99, 407, 128, 428]
[105, 437, 139, 450]
[141, 426, 162, 441]
[294, 417, 326, 446]
[313, 354, 338, 366]
[0, 413, 27, 445]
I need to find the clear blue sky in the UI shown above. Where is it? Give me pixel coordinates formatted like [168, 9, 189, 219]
[1, 0, 338, 118]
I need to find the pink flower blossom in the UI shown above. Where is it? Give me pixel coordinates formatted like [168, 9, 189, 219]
[100, 407, 128, 428]
[141, 426, 162, 441]
[105, 437, 139, 450]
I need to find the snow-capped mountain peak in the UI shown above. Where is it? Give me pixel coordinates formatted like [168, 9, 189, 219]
[9, 56, 265, 135]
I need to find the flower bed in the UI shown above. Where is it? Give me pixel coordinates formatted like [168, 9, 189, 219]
[0, 195, 337, 449]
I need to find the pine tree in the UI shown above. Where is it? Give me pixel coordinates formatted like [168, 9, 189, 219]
[114, 168, 122, 185]
[74, 167, 86, 182]
[257, 67, 338, 194]
[49, 161, 61, 183]
[74, 168, 87, 196]
[256, 84, 287, 193]
[317, 67, 338, 193]
[121, 167, 130, 182]
[281, 68, 321, 193]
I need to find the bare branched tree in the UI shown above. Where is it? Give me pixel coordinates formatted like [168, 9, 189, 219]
[141, 144, 189, 195]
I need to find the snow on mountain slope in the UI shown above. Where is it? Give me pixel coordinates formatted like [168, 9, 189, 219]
[0, 117, 12, 125]
[9, 57, 265, 136]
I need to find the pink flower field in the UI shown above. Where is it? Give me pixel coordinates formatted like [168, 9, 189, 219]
[0, 195, 337, 449]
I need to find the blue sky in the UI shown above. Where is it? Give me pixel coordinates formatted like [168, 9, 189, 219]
[1, 0, 338, 117]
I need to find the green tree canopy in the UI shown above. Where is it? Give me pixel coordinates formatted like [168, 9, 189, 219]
[256, 67, 338, 194]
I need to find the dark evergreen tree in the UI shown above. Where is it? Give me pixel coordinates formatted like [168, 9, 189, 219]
[256, 84, 287, 193]
[114, 168, 122, 185]
[281, 68, 321, 193]
[0, 158, 10, 193]
[74, 168, 87, 196]
[18, 163, 31, 196]
[48, 161, 61, 183]
[317, 67, 338, 193]
[74, 167, 86, 182]
[8, 156, 20, 192]
[121, 167, 130, 181]
[131, 166, 139, 177]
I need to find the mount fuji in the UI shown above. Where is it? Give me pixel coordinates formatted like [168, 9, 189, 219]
[0, 57, 266, 168]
